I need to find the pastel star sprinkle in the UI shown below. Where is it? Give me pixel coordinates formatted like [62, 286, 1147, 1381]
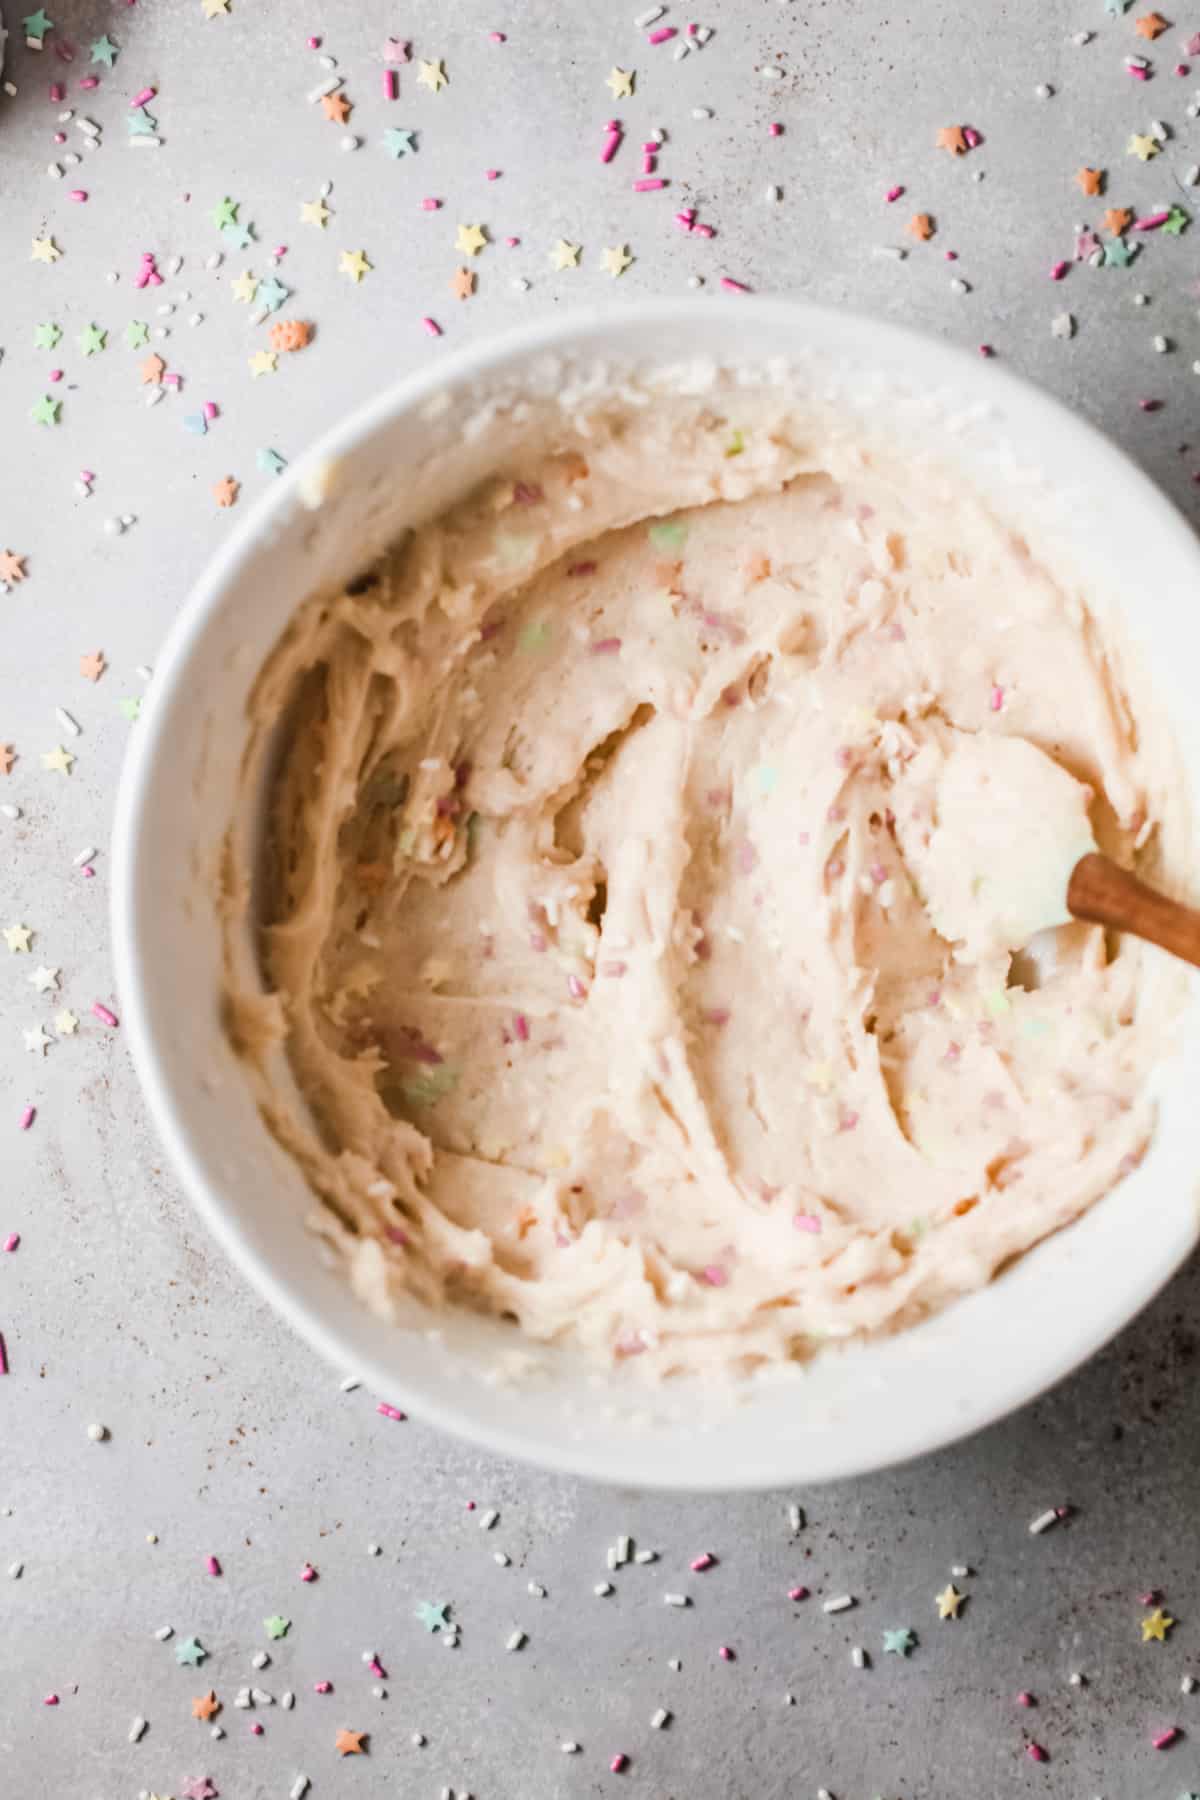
[1105, 207, 1132, 235]
[175, 1637, 207, 1666]
[31, 236, 61, 264]
[336, 1729, 367, 1756]
[301, 198, 330, 227]
[1134, 10, 1168, 36]
[0, 747, 14, 776]
[264, 1615, 291, 1639]
[31, 395, 61, 426]
[1164, 205, 1190, 235]
[417, 58, 448, 91]
[606, 66, 634, 98]
[456, 222, 488, 256]
[119, 697, 142, 723]
[77, 323, 106, 356]
[24, 1025, 51, 1056]
[213, 477, 239, 509]
[936, 124, 968, 154]
[80, 650, 106, 681]
[383, 37, 410, 63]
[1075, 167, 1103, 196]
[415, 1600, 449, 1632]
[256, 448, 287, 476]
[54, 1009, 78, 1035]
[256, 277, 290, 313]
[550, 238, 581, 270]
[89, 33, 118, 66]
[249, 350, 278, 378]
[23, 9, 52, 41]
[1128, 132, 1159, 160]
[1142, 1607, 1175, 1642]
[882, 1627, 916, 1656]
[41, 745, 74, 775]
[601, 243, 634, 277]
[0, 550, 27, 584]
[936, 1584, 964, 1620]
[201, 0, 229, 16]
[339, 249, 372, 283]
[384, 127, 417, 157]
[906, 213, 935, 239]
[451, 266, 476, 299]
[181, 1780, 217, 1800]
[28, 966, 60, 994]
[192, 1691, 221, 1721]
[222, 220, 254, 251]
[125, 320, 149, 348]
[1103, 236, 1137, 266]
[321, 91, 351, 124]
[34, 321, 61, 349]
[211, 196, 238, 229]
[231, 270, 258, 304]
[3, 925, 32, 953]
[127, 107, 157, 136]
[140, 353, 165, 384]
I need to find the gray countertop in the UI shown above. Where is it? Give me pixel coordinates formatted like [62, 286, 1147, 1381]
[4, 2, 1200, 1796]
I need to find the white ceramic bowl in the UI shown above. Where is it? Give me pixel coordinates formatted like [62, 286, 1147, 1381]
[112, 300, 1200, 1490]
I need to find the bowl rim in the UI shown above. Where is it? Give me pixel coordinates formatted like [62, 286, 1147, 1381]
[111, 295, 1200, 1489]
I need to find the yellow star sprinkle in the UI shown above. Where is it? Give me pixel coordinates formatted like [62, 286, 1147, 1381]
[1142, 1607, 1175, 1642]
[339, 249, 372, 283]
[300, 198, 330, 228]
[601, 244, 633, 277]
[550, 238, 581, 271]
[201, 0, 230, 15]
[54, 1009, 79, 1036]
[41, 745, 75, 776]
[418, 58, 448, 92]
[31, 236, 61, 264]
[455, 222, 488, 257]
[231, 270, 258, 304]
[606, 66, 634, 99]
[3, 924, 32, 954]
[1127, 132, 1159, 161]
[936, 1584, 964, 1620]
[249, 349, 278, 378]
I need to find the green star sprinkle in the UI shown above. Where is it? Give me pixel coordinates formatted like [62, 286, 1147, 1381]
[1103, 237, 1137, 268]
[31, 394, 61, 425]
[221, 220, 255, 251]
[648, 519, 688, 551]
[518, 619, 551, 652]
[212, 196, 239, 229]
[724, 429, 745, 458]
[384, 127, 417, 158]
[34, 321, 61, 349]
[264, 1615, 291, 1640]
[398, 1066, 460, 1109]
[125, 320, 149, 348]
[882, 1627, 916, 1657]
[256, 448, 287, 476]
[89, 33, 118, 66]
[415, 1601, 449, 1633]
[118, 697, 142, 723]
[175, 1635, 207, 1666]
[256, 277, 290, 313]
[127, 107, 158, 136]
[77, 324, 106, 356]
[23, 9, 53, 40]
[1164, 206, 1191, 236]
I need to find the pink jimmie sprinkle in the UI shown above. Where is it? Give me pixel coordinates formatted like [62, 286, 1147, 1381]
[1049, 260, 1069, 281]
[788, 1586, 809, 1601]
[978, 343, 995, 357]
[486, 168, 501, 180]
[421, 317, 442, 338]
[963, 126, 982, 147]
[690, 1553, 717, 1572]
[489, 31, 506, 44]
[769, 121, 783, 136]
[43, 1693, 59, 1707]
[1140, 397, 1163, 412]
[0, 1333, 7, 1375]
[250, 1721, 264, 1735]
[702, 1264, 728, 1287]
[610, 1755, 628, 1774]
[1016, 1691, 1036, 1708]
[19, 1106, 35, 1131]
[1026, 1743, 1048, 1763]
[69, 189, 87, 202]
[720, 276, 751, 293]
[649, 24, 677, 41]
[49, 369, 63, 383]
[130, 85, 155, 107]
[513, 1012, 530, 1042]
[1129, 64, 1149, 78]
[314, 1680, 332, 1693]
[206, 1554, 221, 1576]
[368, 1657, 387, 1679]
[505, 235, 520, 246]
[421, 197, 442, 211]
[4, 1235, 19, 1253]
[92, 1002, 119, 1028]
[300, 1562, 318, 1582]
[590, 636, 622, 655]
[203, 401, 218, 420]
[383, 67, 397, 99]
[79, 75, 99, 89]
[52, 131, 66, 143]
[1153, 1727, 1180, 1750]
[307, 35, 321, 49]
[163, 373, 181, 390]
[377, 1401, 407, 1421]
[719, 1645, 735, 1661]
[989, 684, 1004, 712]
[49, 81, 63, 100]
[793, 1212, 822, 1234]
[601, 123, 622, 163]
[633, 177, 668, 191]
[886, 184, 905, 202]
[1135, 210, 1171, 231]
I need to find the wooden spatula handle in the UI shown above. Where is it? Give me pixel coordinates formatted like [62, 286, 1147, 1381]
[1067, 851, 1200, 971]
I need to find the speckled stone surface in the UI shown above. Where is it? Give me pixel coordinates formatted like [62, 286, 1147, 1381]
[3, 3, 1200, 1796]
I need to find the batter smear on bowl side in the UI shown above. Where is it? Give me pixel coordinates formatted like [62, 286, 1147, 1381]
[223, 395, 1185, 1378]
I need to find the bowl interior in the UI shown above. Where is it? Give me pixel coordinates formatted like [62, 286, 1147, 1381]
[113, 300, 1200, 1489]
